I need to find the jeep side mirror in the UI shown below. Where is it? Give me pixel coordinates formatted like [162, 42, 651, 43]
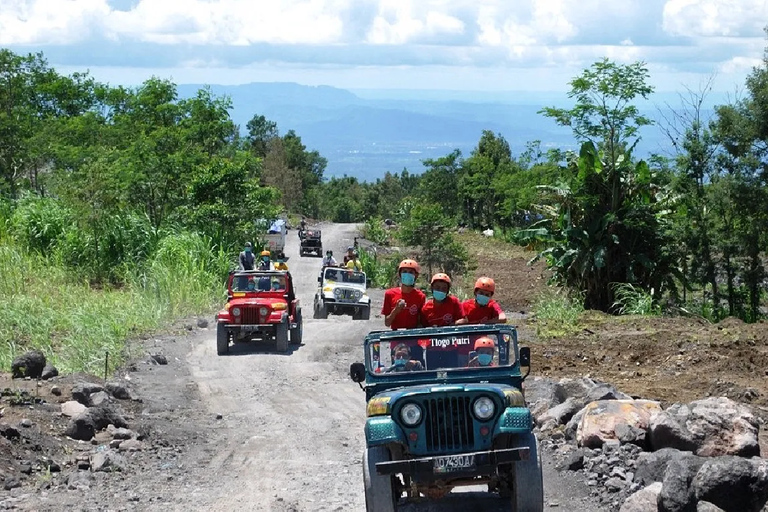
[318, 276, 322, 283]
[349, 362, 366, 384]
[519, 347, 531, 380]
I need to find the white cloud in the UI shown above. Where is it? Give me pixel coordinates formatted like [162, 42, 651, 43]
[718, 55, 762, 74]
[366, 0, 465, 44]
[662, 0, 768, 37]
[0, 0, 110, 45]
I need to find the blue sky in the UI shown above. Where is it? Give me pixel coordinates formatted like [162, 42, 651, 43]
[1, 0, 766, 95]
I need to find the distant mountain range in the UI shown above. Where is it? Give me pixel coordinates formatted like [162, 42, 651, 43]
[176, 82, 692, 181]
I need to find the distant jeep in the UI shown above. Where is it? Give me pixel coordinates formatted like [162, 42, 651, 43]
[216, 270, 302, 354]
[349, 325, 542, 511]
[313, 266, 371, 320]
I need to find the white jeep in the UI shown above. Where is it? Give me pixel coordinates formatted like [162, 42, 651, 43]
[313, 266, 371, 320]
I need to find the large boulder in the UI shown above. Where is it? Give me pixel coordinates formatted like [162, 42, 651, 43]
[11, 350, 46, 379]
[71, 382, 105, 407]
[658, 454, 706, 512]
[64, 405, 128, 441]
[634, 448, 691, 487]
[536, 397, 585, 427]
[619, 482, 662, 512]
[649, 397, 760, 457]
[577, 400, 662, 449]
[692, 457, 768, 512]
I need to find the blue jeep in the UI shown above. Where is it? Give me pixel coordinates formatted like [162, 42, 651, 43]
[349, 324, 543, 511]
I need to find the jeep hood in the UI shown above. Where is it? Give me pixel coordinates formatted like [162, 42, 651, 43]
[228, 297, 287, 307]
[373, 383, 522, 405]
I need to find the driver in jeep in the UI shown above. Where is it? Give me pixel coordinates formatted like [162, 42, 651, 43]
[466, 336, 496, 367]
[383, 343, 424, 373]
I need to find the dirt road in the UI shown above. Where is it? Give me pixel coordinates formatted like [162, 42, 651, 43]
[180, 223, 604, 512]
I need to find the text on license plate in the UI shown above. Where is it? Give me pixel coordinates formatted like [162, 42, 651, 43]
[433, 455, 476, 473]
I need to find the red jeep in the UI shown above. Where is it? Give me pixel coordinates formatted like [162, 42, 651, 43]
[216, 270, 303, 355]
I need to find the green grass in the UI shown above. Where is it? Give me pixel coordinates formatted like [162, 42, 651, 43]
[532, 288, 585, 338]
[612, 283, 661, 316]
[0, 233, 229, 375]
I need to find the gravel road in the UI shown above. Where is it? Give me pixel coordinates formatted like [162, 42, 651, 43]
[181, 223, 605, 512]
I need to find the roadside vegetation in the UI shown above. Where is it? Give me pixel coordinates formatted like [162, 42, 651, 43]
[309, 52, 768, 326]
[0, 49, 328, 372]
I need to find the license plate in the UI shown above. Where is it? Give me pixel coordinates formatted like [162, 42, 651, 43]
[239, 325, 265, 332]
[433, 455, 475, 474]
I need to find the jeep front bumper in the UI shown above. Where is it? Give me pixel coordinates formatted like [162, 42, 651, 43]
[223, 322, 298, 331]
[375, 447, 530, 479]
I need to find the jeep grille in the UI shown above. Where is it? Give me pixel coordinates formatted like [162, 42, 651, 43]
[241, 307, 262, 324]
[338, 288, 357, 301]
[422, 396, 474, 453]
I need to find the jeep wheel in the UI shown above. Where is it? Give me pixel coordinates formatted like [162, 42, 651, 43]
[275, 323, 289, 353]
[290, 316, 303, 345]
[316, 302, 328, 319]
[361, 307, 370, 320]
[508, 432, 544, 512]
[216, 323, 229, 355]
[363, 446, 397, 512]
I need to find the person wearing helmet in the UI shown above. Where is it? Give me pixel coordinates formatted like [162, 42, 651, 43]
[420, 273, 464, 327]
[239, 242, 256, 270]
[383, 343, 424, 373]
[257, 250, 274, 271]
[467, 337, 496, 367]
[382, 259, 426, 330]
[456, 277, 507, 325]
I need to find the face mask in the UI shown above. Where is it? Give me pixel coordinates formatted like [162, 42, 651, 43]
[277, 259, 284, 263]
[245, 247, 251, 253]
[478, 353, 493, 366]
[400, 273, 416, 286]
[476, 294, 491, 306]
[262, 257, 270, 263]
[394, 357, 407, 367]
[432, 290, 447, 301]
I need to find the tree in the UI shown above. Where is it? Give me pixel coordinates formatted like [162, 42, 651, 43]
[246, 114, 279, 158]
[418, 150, 462, 218]
[262, 138, 304, 212]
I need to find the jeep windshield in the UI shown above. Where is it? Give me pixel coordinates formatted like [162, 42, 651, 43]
[231, 273, 286, 293]
[323, 268, 365, 285]
[367, 330, 515, 374]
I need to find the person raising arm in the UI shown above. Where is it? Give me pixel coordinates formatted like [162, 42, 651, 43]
[382, 259, 426, 330]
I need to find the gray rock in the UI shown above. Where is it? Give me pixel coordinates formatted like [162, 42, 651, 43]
[89, 391, 110, 407]
[64, 405, 128, 441]
[150, 354, 168, 365]
[0, 424, 21, 440]
[619, 482, 663, 512]
[111, 427, 134, 440]
[19, 418, 32, 428]
[554, 377, 596, 403]
[586, 383, 632, 403]
[615, 423, 648, 447]
[538, 397, 585, 426]
[71, 382, 104, 406]
[118, 439, 144, 452]
[557, 448, 586, 471]
[606, 477, 627, 492]
[3, 477, 21, 490]
[565, 406, 588, 441]
[40, 364, 58, 380]
[649, 397, 760, 457]
[11, 350, 46, 379]
[91, 450, 126, 472]
[50, 385, 62, 396]
[696, 503, 726, 512]
[196, 318, 209, 328]
[658, 454, 706, 512]
[634, 448, 689, 486]
[61, 400, 87, 418]
[67, 470, 92, 490]
[692, 456, 768, 512]
[105, 382, 131, 400]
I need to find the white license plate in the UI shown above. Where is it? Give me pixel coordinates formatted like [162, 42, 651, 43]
[433, 455, 476, 474]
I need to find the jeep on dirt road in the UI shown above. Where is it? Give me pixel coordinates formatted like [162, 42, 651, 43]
[349, 324, 543, 512]
[313, 266, 371, 320]
[299, 229, 322, 257]
[216, 270, 302, 354]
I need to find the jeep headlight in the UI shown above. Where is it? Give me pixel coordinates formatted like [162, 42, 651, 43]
[400, 403, 422, 426]
[473, 397, 495, 421]
[259, 307, 269, 316]
[334, 288, 343, 298]
[232, 307, 241, 317]
[353, 290, 363, 300]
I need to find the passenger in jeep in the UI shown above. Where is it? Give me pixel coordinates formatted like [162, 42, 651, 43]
[420, 272, 464, 327]
[466, 336, 497, 367]
[382, 259, 426, 330]
[383, 343, 424, 372]
[456, 277, 507, 325]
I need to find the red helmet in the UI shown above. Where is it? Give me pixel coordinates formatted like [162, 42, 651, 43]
[398, 259, 421, 274]
[474, 337, 495, 350]
[430, 273, 451, 286]
[474, 277, 495, 293]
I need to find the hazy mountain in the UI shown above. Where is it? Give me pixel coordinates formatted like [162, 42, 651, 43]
[177, 82, 674, 181]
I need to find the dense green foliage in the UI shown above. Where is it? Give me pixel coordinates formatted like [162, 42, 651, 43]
[0, 49, 330, 371]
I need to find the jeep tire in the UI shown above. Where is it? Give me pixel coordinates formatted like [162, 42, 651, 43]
[275, 323, 289, 353]
[508, 432, 544, 512]
[291, 311, 303, 345]
[361, 306, 370, 320]
[216, 323, 229, 355]
[363, 446, 397, 512]
[316, 302, 328, 319]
